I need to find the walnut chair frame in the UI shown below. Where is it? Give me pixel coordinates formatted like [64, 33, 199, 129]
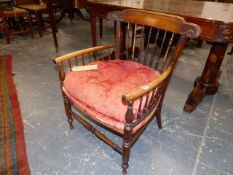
[54, 9, 200, 174]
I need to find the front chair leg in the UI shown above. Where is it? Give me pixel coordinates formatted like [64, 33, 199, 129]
[122, 126, 133, 174]
[63, 92, 74, 129]
[122, 138, 131, 175]
[155, 107, 162, 129]
[122, 101, 134, 174]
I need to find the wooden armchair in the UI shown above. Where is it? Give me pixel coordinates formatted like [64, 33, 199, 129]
[15, 0, 49, 37]
[53, 9, 200, 174]
[0, 6, 33, 43]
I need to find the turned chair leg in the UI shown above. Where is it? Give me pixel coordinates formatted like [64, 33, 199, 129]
[4, 26, 10, 43]
[122, 139, 131, 175]
[122, 123, 133, 174]
[156, 107, 162, 129]
[99, 17, 103, 39]
[1, 18, 10, 43]
[5, 32, 10, 43]
[35, 11, 43, 37]
[26, 14, 34, 39]
[63, 93, 74, 129]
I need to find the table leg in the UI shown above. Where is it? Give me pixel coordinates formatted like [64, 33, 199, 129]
[183, 43, 228, 112]
[90, 8, 97, 47]
[47, 0, 58, 51]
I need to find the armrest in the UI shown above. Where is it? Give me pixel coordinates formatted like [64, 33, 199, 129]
[122, 66, 172, 105]
[53, 45, 114, 64]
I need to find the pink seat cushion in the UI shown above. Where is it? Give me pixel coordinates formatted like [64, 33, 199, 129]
[63, 60, 160, 134]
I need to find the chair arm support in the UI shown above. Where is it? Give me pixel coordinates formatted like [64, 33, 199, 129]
[53, 45, 115, 64]
[122, 66, 172, 105]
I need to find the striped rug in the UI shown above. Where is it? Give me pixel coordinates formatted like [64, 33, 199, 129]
[0, 55, 30, 175]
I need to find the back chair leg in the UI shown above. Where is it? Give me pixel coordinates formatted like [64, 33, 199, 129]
[99, 17, 103, 39]
[3, 26, 10, 43]
[155, 106, 162, 129]
[26, 14, 34, 39]
[228, 46, 233, 55]
[63, 93, 74, 129]
[35, 11, 43, 37]
[5, 32, 10, 43]
[1, 18, 11, 43]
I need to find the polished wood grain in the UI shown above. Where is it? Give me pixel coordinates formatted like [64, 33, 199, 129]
[88, 0, 233, 112]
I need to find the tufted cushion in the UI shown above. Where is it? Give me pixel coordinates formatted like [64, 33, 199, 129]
[63, 60, 160, 134]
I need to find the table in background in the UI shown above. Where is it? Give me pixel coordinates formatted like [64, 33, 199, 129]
[47, 0, 88, 50]
[87, 0, 233, 112]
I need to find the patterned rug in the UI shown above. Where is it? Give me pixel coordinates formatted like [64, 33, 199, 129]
[0, 55, 30, 175]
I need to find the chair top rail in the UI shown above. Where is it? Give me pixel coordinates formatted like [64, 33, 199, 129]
[107, 9, 201, 39]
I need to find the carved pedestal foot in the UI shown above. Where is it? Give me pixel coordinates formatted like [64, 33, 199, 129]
[184, 77, 219, 113]
[183, 85, 205, 113]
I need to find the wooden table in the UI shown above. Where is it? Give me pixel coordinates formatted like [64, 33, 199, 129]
[46, 0, 88, 50]
[87, 0, 233, 112]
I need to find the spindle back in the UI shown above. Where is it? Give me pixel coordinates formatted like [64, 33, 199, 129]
[108, 9, 200, 74]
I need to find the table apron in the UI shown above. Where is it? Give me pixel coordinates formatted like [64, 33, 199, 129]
[89, 3, 233, 43]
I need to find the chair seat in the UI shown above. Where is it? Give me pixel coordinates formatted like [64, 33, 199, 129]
[18, 4, 47, 11]
[3, 7, 29, 17]
[63, 60, 160, 134]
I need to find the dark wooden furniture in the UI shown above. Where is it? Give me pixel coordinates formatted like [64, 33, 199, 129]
[53, 9, 200, 174]
[87, 0, 233, 113]
[49, 0, 88, 20]
[46, 0, 88, 50]
[16, 0, 49, 37]
[0, 6, 34, 43]
[195, 0, 233, 50]
[46, 0, 104, 51]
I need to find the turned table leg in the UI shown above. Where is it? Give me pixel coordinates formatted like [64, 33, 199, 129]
[183, 43, 228, 112]
[47, 0, 58, 51]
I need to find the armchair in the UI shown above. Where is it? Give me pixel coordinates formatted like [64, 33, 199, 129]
[53, 9, 200, 174]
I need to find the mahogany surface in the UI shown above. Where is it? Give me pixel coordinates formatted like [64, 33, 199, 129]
[88, 0, 233, 112]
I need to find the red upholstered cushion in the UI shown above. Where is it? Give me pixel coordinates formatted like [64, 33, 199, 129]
[63, 60, 160, 134]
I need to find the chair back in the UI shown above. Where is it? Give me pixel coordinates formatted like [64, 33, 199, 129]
[107, 9, 201, 123]
[108, 9, 200, 74]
